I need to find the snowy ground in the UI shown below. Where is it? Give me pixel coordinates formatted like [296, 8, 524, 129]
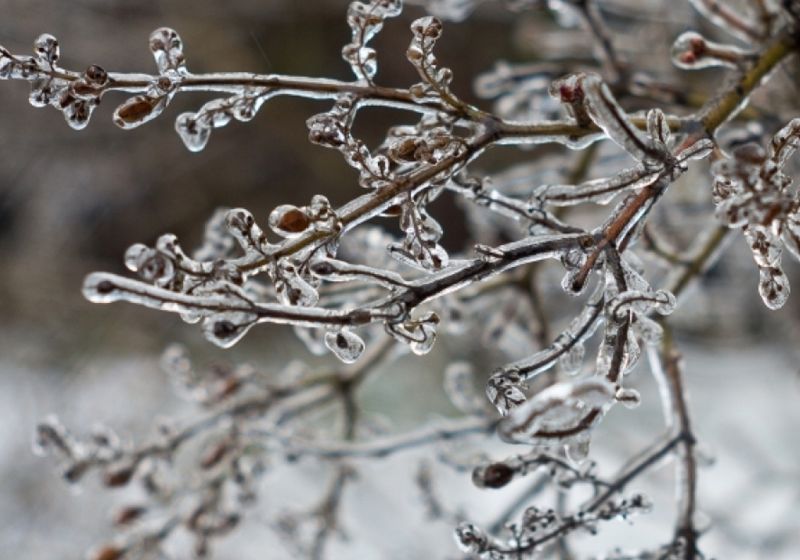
[1, 335, 798, 559]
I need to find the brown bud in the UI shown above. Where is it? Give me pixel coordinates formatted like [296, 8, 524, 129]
[479, 462, 514, 489]
[113, 95, 162, 129]
[103, 465, 135, 487]
[91, 545, 125, 560]
[276, 208, 311, 233]
[201, 441, 230, 469]
[113, 505, 146, 526]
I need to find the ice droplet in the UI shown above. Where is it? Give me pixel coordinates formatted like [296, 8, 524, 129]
[758, 266, 790, 310]
[486, 371, 527, 415]
[323, 329, 365, 363]
[175, 112, 211, 152]
[564, 436, 591, 466]
[203, 312, 257, 348]
[63, 99, 97, 130]
[124, 243, 149, 272]
[409, 317, 439, 355]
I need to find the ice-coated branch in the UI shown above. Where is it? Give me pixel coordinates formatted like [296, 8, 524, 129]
[13, 0, 800, 558]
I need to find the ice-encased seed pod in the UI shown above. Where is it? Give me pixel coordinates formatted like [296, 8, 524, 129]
[114, 95, 167, 130]
[268, 205, 311, 237]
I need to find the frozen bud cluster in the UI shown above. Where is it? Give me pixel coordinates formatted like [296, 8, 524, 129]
[712, 119, 800, 309]
[342, 0, 402, 82]
[0, 34, 104, 129]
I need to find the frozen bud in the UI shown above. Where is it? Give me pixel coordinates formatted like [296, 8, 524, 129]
[268, 205, 311, 237]
[671, 31, 750, 70]
[149, 27, 186, 73]
[63, 461, 91, 484]
[324, 329, 365, 363]
[486, 371, 527, 415]
[90, 545, 125, 560]
[131, 247, 175, 286]
[746, 226, 782, 268]
[411, 16, 443, 40]
[33, 33, 59, 66]
[758, 266, 790, 310]
[84, 64, 108, 86]
[33, 415, 72, 457]
[769, 118, 800, 168]
[473, 462, 514, 489]
[175, 112, 211, 152]
[627, 492, 653, 515]
[203, 312, 257, 348]
[113, 506, 147, 527]
[64, 98, 98, 130]
[454, 522, 488, 554]
[549, 73, 590, 127]
[103, 463, 136, 487]
[113, 94, 168, 130]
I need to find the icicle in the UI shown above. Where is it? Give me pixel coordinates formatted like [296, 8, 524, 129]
[203, 311, 258, 348]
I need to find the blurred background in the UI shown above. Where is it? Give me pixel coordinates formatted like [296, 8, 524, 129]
[0, 0, 799, 558]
